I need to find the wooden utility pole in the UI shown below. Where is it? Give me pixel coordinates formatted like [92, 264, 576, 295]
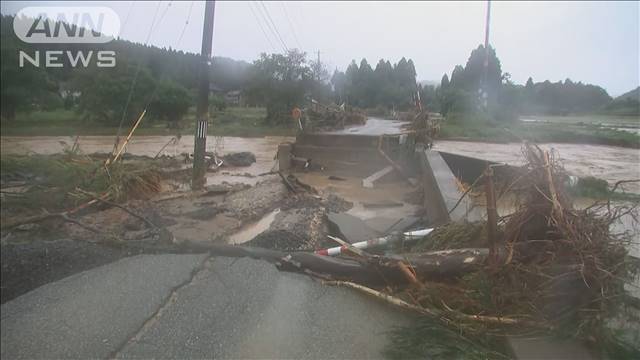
[316, 50, 321, 81]
[482, 0, 491, 110]
[192, 0, 216, 189]
[484, 165, 498, 269]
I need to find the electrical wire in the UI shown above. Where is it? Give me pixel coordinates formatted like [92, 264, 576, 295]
[280, 1, 302, 50]
[253, 1, 287, 53]
[247, 1, 277, 52]
[119, 1, 134, 35]
[143, 1, 195, 109]
[256, 1, 288, 52]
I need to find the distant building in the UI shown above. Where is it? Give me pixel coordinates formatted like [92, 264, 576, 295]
[224, 90, 243, 106]
[209, 84, 224, 95]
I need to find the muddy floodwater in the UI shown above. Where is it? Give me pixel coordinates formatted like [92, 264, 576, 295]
[434, 140, 640, 194]
[1, 135, 293, 186]
[321, 117, 406, 135]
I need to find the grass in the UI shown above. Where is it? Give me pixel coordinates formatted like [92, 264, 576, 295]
[1, 107, 295, 137]
[439, 113, 640, 148]
[521, 114, 640, 127]
[207, 107, 294, 137]
[569, 176, 640, 201]
[384, 317, 510, 359]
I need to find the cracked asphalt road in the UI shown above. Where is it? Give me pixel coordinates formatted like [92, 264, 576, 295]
[1, 254, 411, 359]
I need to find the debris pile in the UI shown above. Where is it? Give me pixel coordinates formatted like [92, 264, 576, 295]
[304, 106, 367, 132]
[201, 143, 638, 358]
[222, 152, 256, 167]
[1, 152, 174, 226]
[384, 144, 639, 358]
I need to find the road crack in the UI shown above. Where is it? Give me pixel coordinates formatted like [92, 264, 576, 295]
[109, 254, 211, 359]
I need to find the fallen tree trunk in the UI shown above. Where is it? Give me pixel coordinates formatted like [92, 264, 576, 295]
[181, 241, 489, 285]
[386, 248, 488, 277]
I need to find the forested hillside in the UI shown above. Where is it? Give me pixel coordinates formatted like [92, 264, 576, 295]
[0, 14, 251, 124]
[1, 13, 634, 131]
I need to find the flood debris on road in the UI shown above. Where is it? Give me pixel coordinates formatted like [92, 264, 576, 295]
[1, 118, 638, 359]
[222, 151, 256, 167]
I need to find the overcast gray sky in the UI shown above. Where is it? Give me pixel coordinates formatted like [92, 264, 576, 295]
[2, 1, 638, 96]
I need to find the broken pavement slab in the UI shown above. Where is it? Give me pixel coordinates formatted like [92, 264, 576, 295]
[362, 166, 394, 188]
[364, 216, 420, 235]
[1, 255, 411, 359]
[327, 212, 381, 243]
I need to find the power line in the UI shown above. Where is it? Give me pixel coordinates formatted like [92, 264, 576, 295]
[253, 1, 287, 53]
[257, 1, 289, 52]
[144, 1, 196, 109]
[113, 1, 163, 150]
[247, 1, 277, 52]
[176, 2, 195, 46]
[120, 1, 135, 36]
[153, 1, 174, 38]
[280, 1, 302, 50]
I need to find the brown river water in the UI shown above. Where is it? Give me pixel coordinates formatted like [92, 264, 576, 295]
[1, 135, 293, 186]
[434, 140, 640, 194]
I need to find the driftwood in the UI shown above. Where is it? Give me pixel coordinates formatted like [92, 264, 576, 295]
[182, 241, 489, 285]
[76, 189, 157, 229]
[323, 280, 542, 327]
[386, 248, 489, 277]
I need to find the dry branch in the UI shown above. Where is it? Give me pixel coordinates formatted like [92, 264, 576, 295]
[323, 280, 541, 327]
[76, 189, 157, 229]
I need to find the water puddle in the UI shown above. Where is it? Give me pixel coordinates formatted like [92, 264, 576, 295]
[228, 208, 280, 244]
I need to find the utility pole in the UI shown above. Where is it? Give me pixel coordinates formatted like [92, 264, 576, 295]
[192, 0, 216, 190]
[482, 0, 491, 110]
[316, 50, 321, 81]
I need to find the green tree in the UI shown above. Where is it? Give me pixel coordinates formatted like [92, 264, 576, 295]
[248, 49, 312, 124]
[331, 69, 347, 104]
[148, 81, 191, 127]
[74, 63, 155, 125]
[440, 74, 450, 90]
[0, 16, 60, 120]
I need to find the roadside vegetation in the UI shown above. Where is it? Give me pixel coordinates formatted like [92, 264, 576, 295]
[1, 107, 294, 137]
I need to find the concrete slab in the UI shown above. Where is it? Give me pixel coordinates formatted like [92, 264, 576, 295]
[327, 212, 381, 243]
[419, 148, 483, 224]
[118, 257, 411, 359]
[365, 216, 420, 235]
[1, 254, 208, 360]
[362, 166, 393, 188]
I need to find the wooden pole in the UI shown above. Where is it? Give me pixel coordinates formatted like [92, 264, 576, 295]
[192, 0, 216, 189]
[484, 165, 498, 268]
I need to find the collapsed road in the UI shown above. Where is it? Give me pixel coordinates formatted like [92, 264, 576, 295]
[2, 114, 638, 359]
[1, 119, 428, 359]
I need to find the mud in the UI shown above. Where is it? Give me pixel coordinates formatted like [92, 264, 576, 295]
[293, 173, 420, 221]
[228, 209, 280, 244]
[434, 140, 640, 194]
